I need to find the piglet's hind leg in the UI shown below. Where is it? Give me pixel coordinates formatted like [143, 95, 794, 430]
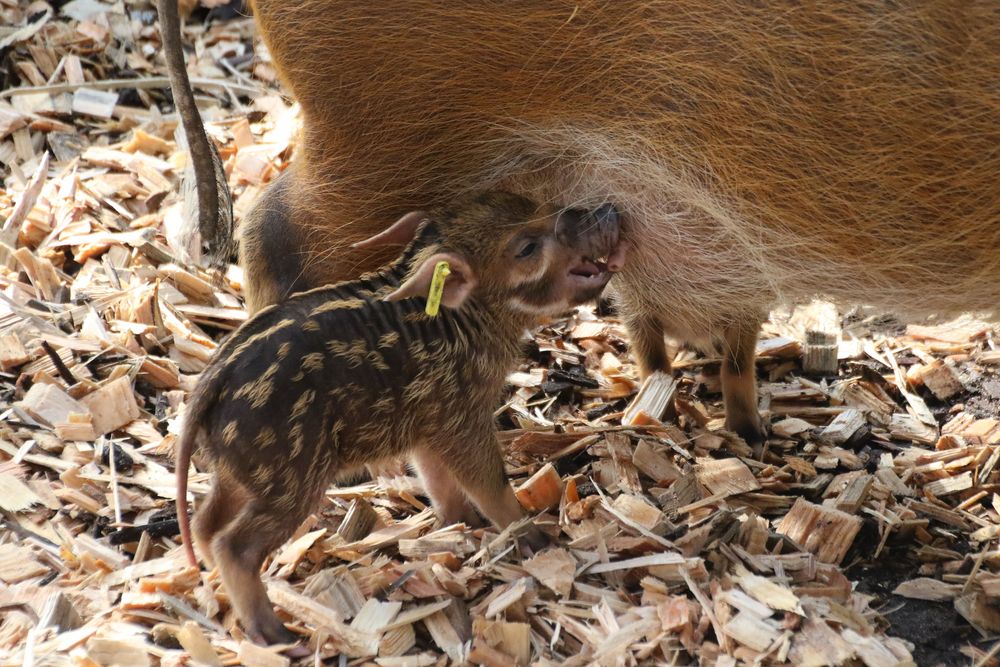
[213, 499, 299, 646]
[192, 469, 247, 569]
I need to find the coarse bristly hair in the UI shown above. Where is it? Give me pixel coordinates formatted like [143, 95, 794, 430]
[247, 0, 1000, 340]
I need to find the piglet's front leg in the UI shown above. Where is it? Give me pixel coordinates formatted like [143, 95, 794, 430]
[432, 425, 549, 552]
[411, 448, 484, 528]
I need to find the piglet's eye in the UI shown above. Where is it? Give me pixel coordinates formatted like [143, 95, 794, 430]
[515, 241, 538, 259]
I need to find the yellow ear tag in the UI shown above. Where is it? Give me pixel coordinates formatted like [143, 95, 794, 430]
[425, 261, 451, 317]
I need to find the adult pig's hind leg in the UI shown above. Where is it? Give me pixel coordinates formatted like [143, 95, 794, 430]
[239, 171, 309, 313]
[239, 168, 400, 313]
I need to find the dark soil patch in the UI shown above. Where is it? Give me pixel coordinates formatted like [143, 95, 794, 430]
[965, 375, 1000, 419]
[853, 562, 980, 666]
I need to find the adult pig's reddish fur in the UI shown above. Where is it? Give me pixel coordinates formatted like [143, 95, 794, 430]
[243, 1, 1000, 438]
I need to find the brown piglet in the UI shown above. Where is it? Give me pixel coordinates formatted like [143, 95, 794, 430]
[175, 192, 623, 646]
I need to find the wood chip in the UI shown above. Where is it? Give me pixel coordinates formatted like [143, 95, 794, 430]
[893, 578, 961, 601]
[924, 471, 973, 497]
[910, 359, 964, 400]
[0, 334, 30, 370]
[803, 330, 839, 375]
[85, 637, 151, 667]
[622, 371, 678, 426]
[422, 610, 465, 663]
[302, 570, 366, 620]
[0, 104, 27, 138]
[631, 439, 681, 484]
[736, 569, 802, 613]
[955, 592, 1000, 634]
[266, 580, 367, 654]
[606, 432, 642, 494]
[694, 458, 761, 497]
[834, 473, 873, 513]
[0, 544, 48, 583]
[723, 611, 782, 652]
[610, 493, 663, 531]
[514, 462, 563, 512]
[818, 408, 865, 445]
[337, 497, 379, 541]
[469, 638, 521, 667]
[472, 617, 530, 665]
[588, 552, 696, 575]
[772, 417, 814, 438]
[889, 413, 939, 445]
[963, 418, 1000, 445]
[522, 548, 576, 597]
[16, 383, 86, 427]
[73, 533, 130, 569]
[776, 498, 863, 564]
[788, 618, 854, 667]
[176, 620, 222, 667]
[0, 472, 43, 511]
[79, 376, 141, 436]
[274, 528, 326, 566]
[237, 641, 291, 667]
[71, 88, 119, 118]
[906, 320, 991, 344]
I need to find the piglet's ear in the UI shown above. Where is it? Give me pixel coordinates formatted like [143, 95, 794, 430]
[385, 252, 477, 309]
[351, 210, 429, 249]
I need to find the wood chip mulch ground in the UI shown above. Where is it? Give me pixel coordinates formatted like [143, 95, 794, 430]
[2, 2, 999, 666]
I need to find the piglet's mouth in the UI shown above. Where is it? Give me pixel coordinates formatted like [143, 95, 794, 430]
[568, 244, 627, 282]
[570, 259, 607, 279]
[567, 259, 610, 289]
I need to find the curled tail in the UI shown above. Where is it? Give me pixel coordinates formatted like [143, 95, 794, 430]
[156, 0, 235, 267]
[175, 416, 199, 567]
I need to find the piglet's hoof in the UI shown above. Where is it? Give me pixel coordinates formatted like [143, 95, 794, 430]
[519, 526, 552, 557]
[248, 618, 300, 650]
[282, 644, 313, 659]
[248, 633, 310, 659]
[460, 511, 487, 530]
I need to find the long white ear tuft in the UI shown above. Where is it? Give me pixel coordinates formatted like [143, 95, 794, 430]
[385, 252, 477, 309]
[351, 210, 429, 249]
